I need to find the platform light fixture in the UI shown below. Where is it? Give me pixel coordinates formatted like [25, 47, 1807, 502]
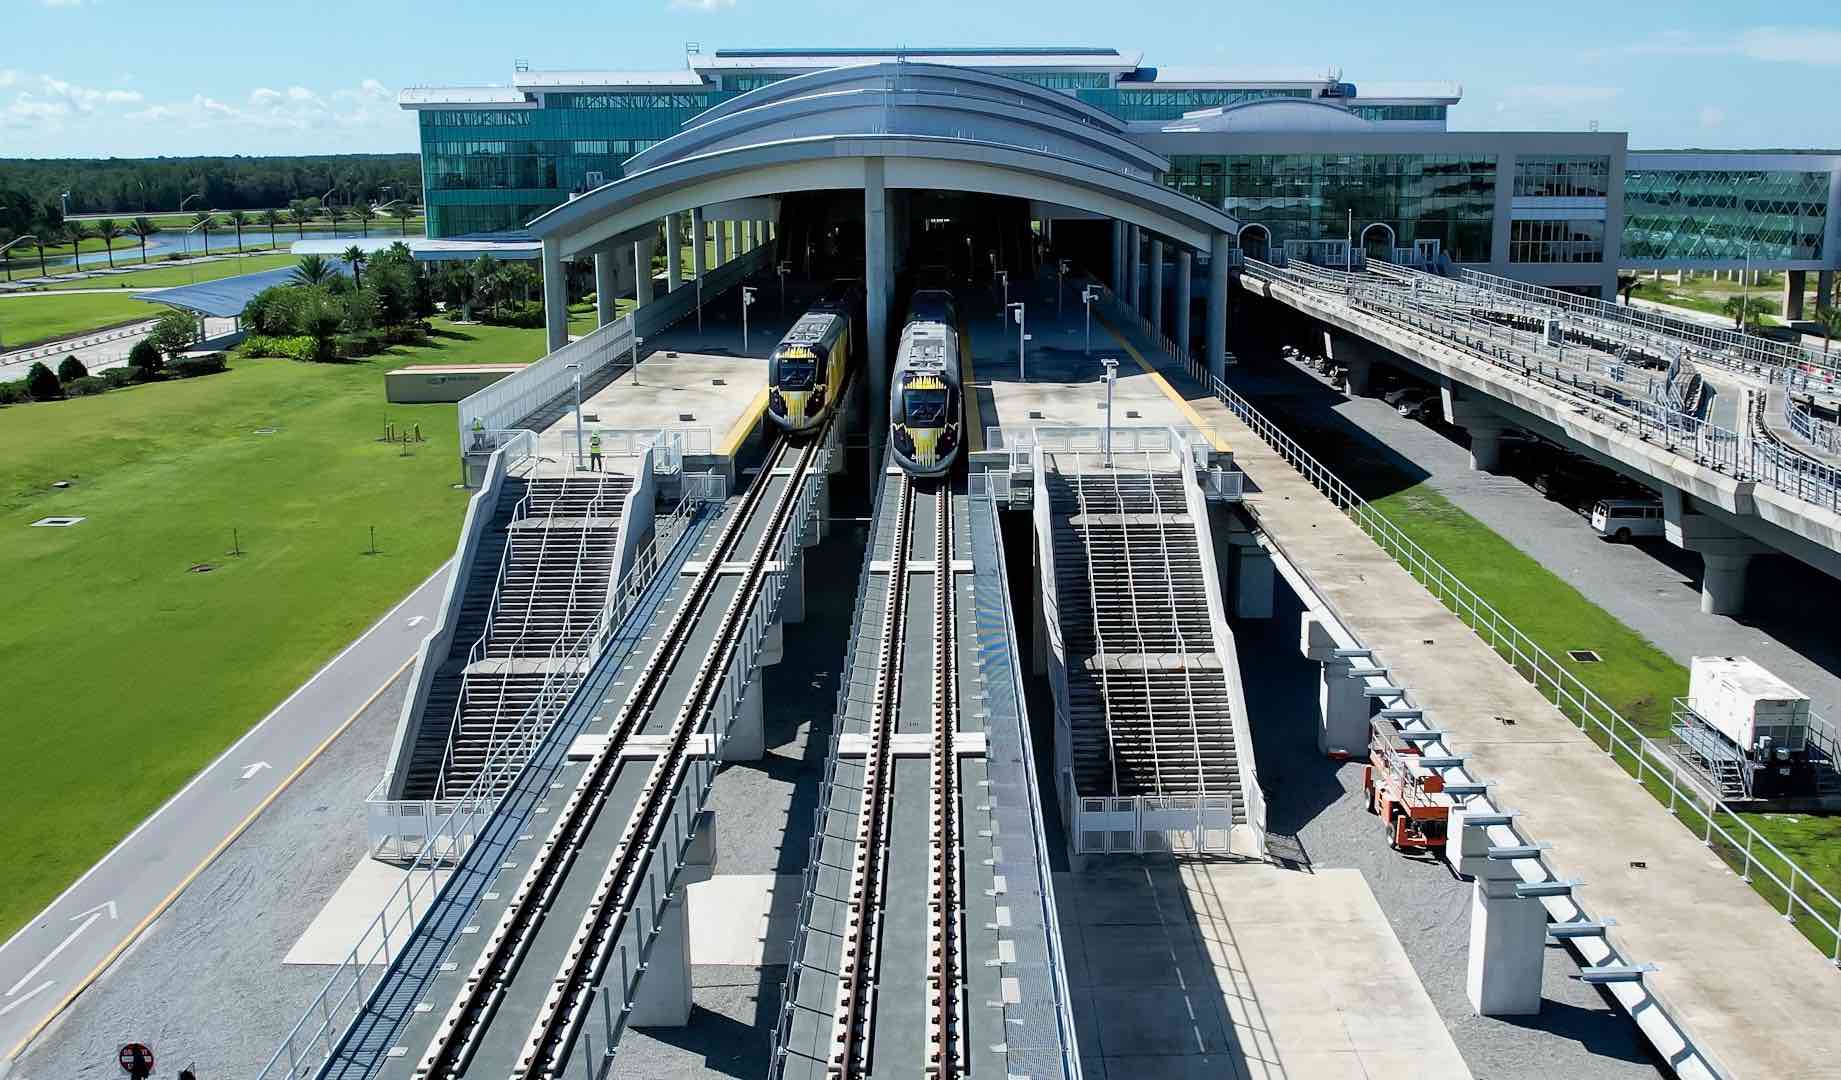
[1008, 301, 1028, 382]
[1101, 357, 1119, 467]
[742, 286, 757, 353]
[778, 259, 791, 315]
[1058, 258, 1070, 317]
[996, 269, 1008, 310]
[1082, 285, 1099, 356]
[632, 335, 644, 386]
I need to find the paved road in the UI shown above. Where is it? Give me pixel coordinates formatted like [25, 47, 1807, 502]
[0, 315, 239, 376]
[0, 561, 453, 1066]
[1229, 357, 1841, 721]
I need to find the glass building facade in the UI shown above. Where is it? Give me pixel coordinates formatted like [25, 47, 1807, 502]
[1623, 166, 1830, 262]
[1509, 218, 1604, 263]
[1513, 155, 1611, 198]
[1164, 153, 1498, 263]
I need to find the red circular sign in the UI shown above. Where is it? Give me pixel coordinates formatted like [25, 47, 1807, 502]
[118, 1043, 154, 1076]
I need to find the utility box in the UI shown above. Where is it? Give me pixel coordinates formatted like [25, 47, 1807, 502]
[1689, 656, 1811, 753]
[386, 364, 527, 404]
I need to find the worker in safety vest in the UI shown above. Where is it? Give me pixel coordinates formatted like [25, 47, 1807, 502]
[588, 432, 603, 472]
[470, 416, 485, 450]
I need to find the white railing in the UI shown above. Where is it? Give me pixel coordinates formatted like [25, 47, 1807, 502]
[1074, 795, 1235, 854]
[1787, 397, 1841, 457]
[1164, 339, 1841, 963]
[565, 427, 715, 473]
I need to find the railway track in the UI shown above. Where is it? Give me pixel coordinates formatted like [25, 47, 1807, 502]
[411, 417, 832, 1080]
[828, 478, 963, 1077]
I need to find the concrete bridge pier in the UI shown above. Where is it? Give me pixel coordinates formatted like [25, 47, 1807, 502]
[719, 673, 767, 762]
[1465, 857, 1548, 1016]
[594, 251, 619, 328]
[1176, 249, 1193, 359]
[1664, 489, 1771, 615]
[666, 211, 683, 290]
[1149, 237, 1165, 338]
[779, 553, 806, 624]
[1441, 381, 1511, 472]
[628, 812, 716, 1028]
[1127, 223, 1142, 314]
[1227, 524, 1274, 618]
[1784, 270, 1807, 322]
[1300, 615, 1369, 757]
[636, 233, 657, 307]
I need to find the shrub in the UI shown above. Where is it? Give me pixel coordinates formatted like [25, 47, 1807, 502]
[0, 380, 29, 405]
[101, 367, 137, 389]
[149, 309, 200, 358]
[62, 375, 108, 397]
[58, 355, 89, 383]
[238, 335, 316, 361]
[487, 300, 545, 329]
[27, 362, 62, 401]
[128, 339, 165, 380]
[169, 353, 228, 378]
[334, 331, 384, 359]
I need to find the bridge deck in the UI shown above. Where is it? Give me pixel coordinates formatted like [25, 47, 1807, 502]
[1168, 334, 1841, 1077]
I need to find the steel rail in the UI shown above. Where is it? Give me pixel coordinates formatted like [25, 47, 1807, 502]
[828, 473, 915, 1076]
[924, 485, 963, 1077]
[411, 434, 790, 1080]
[522, 415, 836, 1079]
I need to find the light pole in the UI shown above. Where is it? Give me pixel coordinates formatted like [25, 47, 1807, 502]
[1742, 244, 1753, 336]
[321, 187, 337, 236]
[696, 276, 704, 336]
[1346, 208, 1353, 274]
[1057, 258, 1069, 317]
[1101, 357, 1119, 467]
[742, 285, 757, 353]
[964, 234, 973, 283]
[634, 241, 645, 310]
[631, 335, 644, 386]
[777, 259, 790, 315]
[996, 269, 1008, 310]
[0, 234, 34, 286]
[183, 215, 213, 284]
[1008, 301, 1028, 382]
[59, 191, 70, 221]
[1082, 286, 1097, 356]
[565, 362, 584, 467]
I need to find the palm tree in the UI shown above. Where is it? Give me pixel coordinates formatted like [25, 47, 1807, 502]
[64, 220, 91, 271]
[31, 230, 48, 277]
[288, 203, 310, 238]
[352, 202, 376, 238]
[226, 210, 249, 254]
[1723, 294, 1764, 332]
[129, 217, 160, 265]
[441, 264, 475, 321]
[190, 211, 214, 256]
[325, 202, 347, 237]
[390, 202, 415, 236]
[341, 245, 368, 289]
[470, 255, 500, 318]
[1818, 306, 1841, 359]
[95, 218, 123, 268]
[261, 208, 283, 249]
[291, 253, 335, 287]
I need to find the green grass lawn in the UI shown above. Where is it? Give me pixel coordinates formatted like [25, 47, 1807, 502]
[28, 252, 301, 292]
[0, 319, 548, 939]
[1258, 396, 1841, 955]
[0, 292, 160, 349]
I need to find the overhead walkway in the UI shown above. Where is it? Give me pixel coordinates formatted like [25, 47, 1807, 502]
[1037, 446, 1247, 853]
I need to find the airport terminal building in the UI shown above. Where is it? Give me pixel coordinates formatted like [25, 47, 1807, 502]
[401, 45, 1841, 304]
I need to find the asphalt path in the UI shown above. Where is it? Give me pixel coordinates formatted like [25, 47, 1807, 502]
[0, 560, 454, 1066]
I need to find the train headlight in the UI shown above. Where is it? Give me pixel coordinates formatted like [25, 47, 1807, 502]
[810, 386, 827, 412]
[769, 389, 786, 415]
[893, 425, 915, 454]
[937, 425, 957, 454]
[1777, 745, 1792, 761]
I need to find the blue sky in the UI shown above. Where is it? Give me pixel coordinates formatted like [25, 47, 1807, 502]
[2, 0, 1838, 158]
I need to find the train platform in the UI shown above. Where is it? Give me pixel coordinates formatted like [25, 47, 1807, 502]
[1095, 304, 1841, 1076]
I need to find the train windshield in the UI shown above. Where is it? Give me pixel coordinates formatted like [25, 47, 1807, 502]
[777, 353, 817, 389]
[903, 387, 949, 427]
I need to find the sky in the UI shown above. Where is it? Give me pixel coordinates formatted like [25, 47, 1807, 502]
[1, 0, 1838, 159]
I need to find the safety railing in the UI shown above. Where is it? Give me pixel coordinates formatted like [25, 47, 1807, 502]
[269, 491, 714, 1080]
[1787, 397, 1841, 457]
[1073, 795, 1235, 854]
[566, 427, 716, 473]
[1174, 346, 1841, 962]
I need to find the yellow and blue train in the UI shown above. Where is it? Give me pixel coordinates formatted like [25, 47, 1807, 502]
[889, 289, 964, 478]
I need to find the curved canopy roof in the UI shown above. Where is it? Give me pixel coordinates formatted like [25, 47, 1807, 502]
[530, 63, 1236, 256]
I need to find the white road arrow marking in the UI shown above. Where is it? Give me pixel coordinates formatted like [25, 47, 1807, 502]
[239, 762, 272, 781]
[407, 615, 428, 628]
[5, 902, 116, 997]
[0, 981, 52, 1017]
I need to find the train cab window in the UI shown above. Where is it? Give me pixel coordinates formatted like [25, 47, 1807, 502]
[903, 385, 950, 426]
[778, 355, 817, 389]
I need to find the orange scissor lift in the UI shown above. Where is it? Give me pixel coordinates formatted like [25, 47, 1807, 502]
[1362, 716, 1451, 852]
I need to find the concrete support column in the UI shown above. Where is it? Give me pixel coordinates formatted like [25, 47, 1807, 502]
[865, 159, 891, 456]
[1175, 249, 1193, 358]
[635, 236, 656, 308]
[1465, 866, 1548, 1016]
[779, 550, 806, 624]
[1699, 552, 1754, 616]
[690, 207, 706, 281]
[1228, 529, 1273, 618]
[1127, 224, 1142, 314]
[1206, 231, 1230, 382]
[1441, 382, 1508, 472]
[1340, 353, 1373, 397]
[540, 237, 568, 353]
[665, 212, 683, 291]
[1149, 238, 1165, 338]
[594, 251, 617, 328]
[1112, 220, 1126, 292]
[1446, 808, 1493, 880]
[720, 676, 765, 762]
[1301, 616, 1368, 757]
[626, 816, 713, 1029]
[1785, 269, 1807, 322]
[716, 220, 730, 265]
[1819, 269, 1835, 310]
[1662, 489, 1770, 615]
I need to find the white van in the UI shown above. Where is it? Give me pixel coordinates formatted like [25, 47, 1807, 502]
[1591, 498, 1663, 541]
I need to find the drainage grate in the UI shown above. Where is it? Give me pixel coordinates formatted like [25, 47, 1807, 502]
[1568, 649, 1603, 663]
[30, 516, 84, 528]
[253, 427, 278, 435]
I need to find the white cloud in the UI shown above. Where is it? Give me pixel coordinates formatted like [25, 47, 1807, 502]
[1598, 25, 1841, 66]
[668, 0, 735, 9]
[1, 72, 142, 130]
[1700, 105, 1727, 129]
[1501, 84, 1623, 106]
[116, 78, 403, 135]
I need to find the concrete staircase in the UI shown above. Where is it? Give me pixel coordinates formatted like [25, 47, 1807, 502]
[399, 473, 632, 800]
[1046, 467, 1242, 811]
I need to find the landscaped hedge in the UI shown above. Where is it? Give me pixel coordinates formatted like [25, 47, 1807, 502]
[238, 335, 319, 361]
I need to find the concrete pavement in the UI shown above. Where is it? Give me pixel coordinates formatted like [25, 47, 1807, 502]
[0, 561, 453, 1067]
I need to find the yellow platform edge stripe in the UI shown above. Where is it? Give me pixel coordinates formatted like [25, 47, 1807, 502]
[718, 386, 772, 458]
[959, 316, 986, 453]
[1092, 309, 1232, 454]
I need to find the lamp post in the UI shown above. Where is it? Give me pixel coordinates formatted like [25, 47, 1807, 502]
[632, 335, 644, 386]
[777, 259, 790, 315]
[1742, 243, 1753, 337]
[996, 269, 1008, 310]
[321, 187, 337, 237]
[1057, 258, 1069, 317]
[963, 234, 973, 283]
[742, 285, 757, 353]
[696, 276, 704, 336]
[1082, 286, 1097, 356]
[183, 215, 214, 284]
[1346, 208, 1353, 274]
[1008, 301, 1028, 382]
[0, 234, 34, 286]
[59, 190, 70, 221]
[565, 362, 584, 467]
[1101, 357, 1119, 467]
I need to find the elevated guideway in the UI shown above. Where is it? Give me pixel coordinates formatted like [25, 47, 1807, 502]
[772, 461, 1080, 1079]
[1239, 257, 1841, 608]
[1097, 278, 1841, 1079]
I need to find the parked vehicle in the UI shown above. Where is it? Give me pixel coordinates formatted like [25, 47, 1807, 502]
[1384, 387, 1433, 420]
[1590, 497, 1664, 541]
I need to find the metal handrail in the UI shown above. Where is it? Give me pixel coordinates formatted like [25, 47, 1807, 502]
[1160, 330, 1841, 964]
[1067, 462, 1126, 797]
[1141, 448, 1210, 804]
